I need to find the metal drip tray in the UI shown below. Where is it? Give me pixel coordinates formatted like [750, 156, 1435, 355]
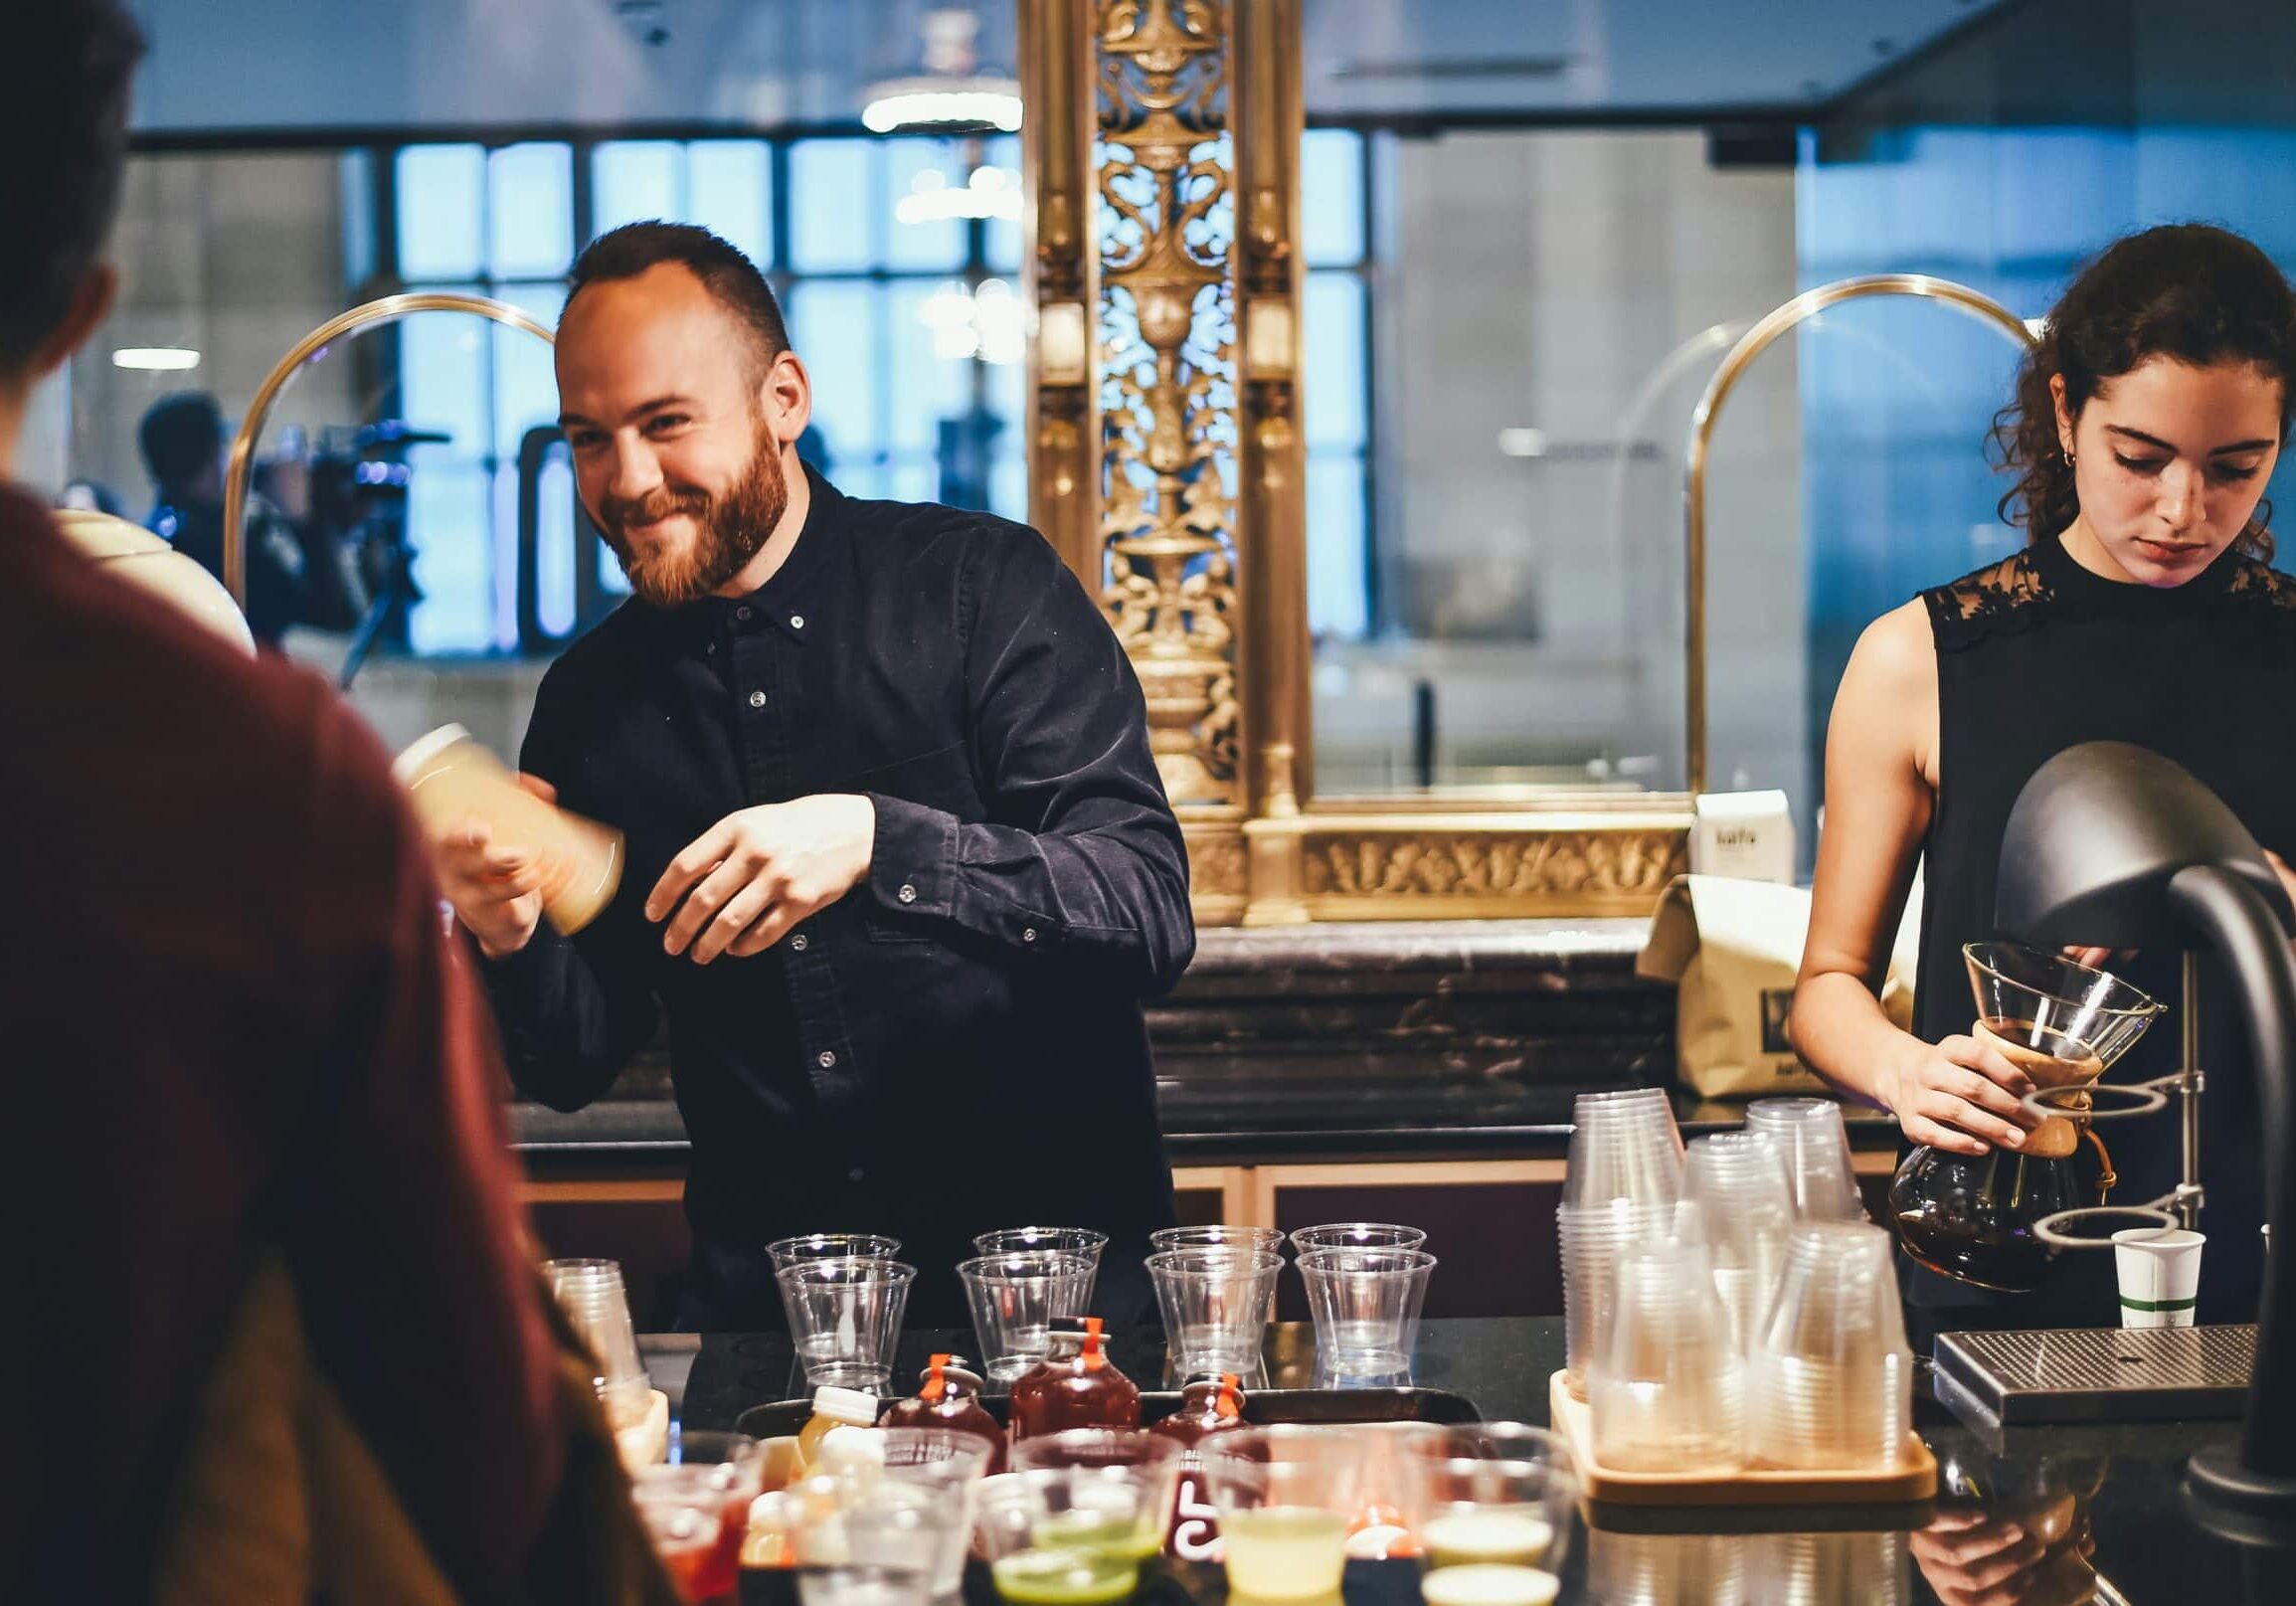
[1935, 1323, 2255, 1427]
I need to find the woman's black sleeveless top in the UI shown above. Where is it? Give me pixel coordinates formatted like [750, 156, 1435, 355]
[1910, 532, 2296, 1325]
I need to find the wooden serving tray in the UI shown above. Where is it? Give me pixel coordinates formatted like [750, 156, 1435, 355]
[1548, 1372, 1937, 1508]
[735, 1384, 1479, 1440]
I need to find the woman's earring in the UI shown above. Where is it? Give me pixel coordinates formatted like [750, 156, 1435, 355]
[2063, 446, 2076, 465]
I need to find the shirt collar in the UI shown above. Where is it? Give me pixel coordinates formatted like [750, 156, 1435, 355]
[652, 463, 847, 648]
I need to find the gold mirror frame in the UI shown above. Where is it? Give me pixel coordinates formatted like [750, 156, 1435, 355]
[1683, 273, 2037, 794]
[218, 291, 557, 603]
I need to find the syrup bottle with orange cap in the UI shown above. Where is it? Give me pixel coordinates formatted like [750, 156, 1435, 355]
[880, 1351, 1005, 1474]
[1008, 1317, 1141, 1443]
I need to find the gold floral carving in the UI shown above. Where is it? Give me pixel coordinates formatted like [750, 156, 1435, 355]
[1183, 822, 1249, 897]
[1302, 830, 1689, 902]
[1095, 0, 1240, 807]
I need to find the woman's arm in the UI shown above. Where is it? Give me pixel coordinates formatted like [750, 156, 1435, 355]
[1789, 601, 2038, 1157]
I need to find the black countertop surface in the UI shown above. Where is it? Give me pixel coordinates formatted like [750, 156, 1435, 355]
[648, 1316, 2285, 1606]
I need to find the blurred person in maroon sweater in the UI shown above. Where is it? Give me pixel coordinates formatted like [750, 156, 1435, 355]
[0, 6, 670, 1601]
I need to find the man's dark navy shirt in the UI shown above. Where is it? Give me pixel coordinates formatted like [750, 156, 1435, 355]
[481, 469, 1191, 1326]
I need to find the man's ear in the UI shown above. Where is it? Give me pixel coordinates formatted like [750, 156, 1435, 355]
[28, 264, 118, 380]
[759, 348, 812, 448]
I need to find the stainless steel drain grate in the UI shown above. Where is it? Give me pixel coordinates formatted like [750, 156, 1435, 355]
[1934, 1323, 2254, 1424]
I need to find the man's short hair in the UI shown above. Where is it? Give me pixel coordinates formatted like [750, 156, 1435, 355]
[566, 222, 791, 373]
[139, 393, 225, 490]
[0, 1, 144, 374]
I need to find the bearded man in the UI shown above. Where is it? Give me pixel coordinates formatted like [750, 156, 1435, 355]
[433, 223, 1190, 1330]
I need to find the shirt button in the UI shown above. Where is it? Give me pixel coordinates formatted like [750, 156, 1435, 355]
[748, 689, 767, 708]
[817, 1050, 837, 1069]
[1022, 927, 1037, 943]
[790, 614, 805, 630]
[791, 933, 808, 953]
[736, 605, 752, 622]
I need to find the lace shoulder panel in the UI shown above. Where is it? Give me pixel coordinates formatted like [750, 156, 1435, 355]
[1921, 549, 2049, 651]
[2224, 555, 2296, 612]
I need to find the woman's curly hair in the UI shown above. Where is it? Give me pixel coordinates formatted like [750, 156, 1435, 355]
[1990, 223, 2296, 564]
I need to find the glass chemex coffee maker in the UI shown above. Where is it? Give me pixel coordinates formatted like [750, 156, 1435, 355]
[1890, 941, 2174, 1293]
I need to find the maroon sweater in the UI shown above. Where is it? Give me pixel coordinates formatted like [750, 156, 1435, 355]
[0, 486, 570, 1597]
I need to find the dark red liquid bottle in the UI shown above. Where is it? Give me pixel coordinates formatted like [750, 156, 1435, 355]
[1009, 1317, 1140, 1443]
[880, 1351, 1006, 1475]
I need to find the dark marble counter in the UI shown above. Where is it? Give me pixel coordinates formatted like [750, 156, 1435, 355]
[652, 1316, 2282, 1605]
[512, 919, 1902, 1167]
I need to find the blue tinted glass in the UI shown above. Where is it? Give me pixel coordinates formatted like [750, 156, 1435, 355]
[890, 458, 938, 503]
[689, 140, 772, 266]
[886, 138, 968, 271]
[536, 455, 578, 637]
[1304, 270, 1367, 447]
[989, 454, 1026, 522]
[493, 282, 568, 458]
[1300, 129, 1365, 267]
[406, 454, 493, 653]
[983, 347, 1024, 431]
[1307, 450, 1369, 639]
[396, 144, 485, 280]
[593, 141, 684, 238]
[398, 302, 490, 458]
[789, 140, 876, 271]
[787, 280, 883, 465]
[488, 142, 574, 279]
[984, 134, 1022, 271]
[887, 280, 975, 452]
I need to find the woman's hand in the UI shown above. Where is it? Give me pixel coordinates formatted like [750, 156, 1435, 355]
[1878, 1031, 2042, 1156]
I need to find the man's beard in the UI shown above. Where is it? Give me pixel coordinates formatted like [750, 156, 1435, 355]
[597, 424, 789, 608]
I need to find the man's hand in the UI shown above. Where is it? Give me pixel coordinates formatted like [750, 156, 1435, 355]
[428, 775, 558, 960]
[647, 795, 877, 964]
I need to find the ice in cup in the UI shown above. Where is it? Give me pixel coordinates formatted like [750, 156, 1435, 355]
[393, 723, 623, 934]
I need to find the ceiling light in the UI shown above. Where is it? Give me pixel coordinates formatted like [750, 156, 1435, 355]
[1497, 427, 1548, 458]
[896, 164, 1024, 224]
[862, 8, 1021, 133]
[862, 86, 1022, 133]
[112, 347, 202, 371]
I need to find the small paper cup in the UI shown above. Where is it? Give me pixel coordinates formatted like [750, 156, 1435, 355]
[2113, 1227, 2205, 1329]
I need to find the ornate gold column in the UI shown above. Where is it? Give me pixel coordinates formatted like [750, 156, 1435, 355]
[1028, 0, 1249, 922]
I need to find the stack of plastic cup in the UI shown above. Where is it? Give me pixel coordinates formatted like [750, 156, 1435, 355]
[1743, 1099, 1863, 1222]
[1298, 1247, 1437, 1385]
[544, 1258, 653, 1433]
[1152, 1224, 1288, 1254]
[1290, 1222, 1428, 1255]
[1745, 1223, 1913, 1472]
[1680, 1132, 1796, 1352]
[775, 1257, 918, 1391]
[958, 1251, 1097, 1381]
[1587, 1241, 1744, 1474]
[770, 1233, 905, 1271]
[1148, 1247, 1284, 1378]
[1745, 1530, 1909, 1606]
[1585, 1528, 1749, 1606]
[972, 1228, 1109, 1307]
[1559, 1089, 1685, 1399]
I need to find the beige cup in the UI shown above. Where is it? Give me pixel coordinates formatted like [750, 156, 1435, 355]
[393, 724, 623, 934]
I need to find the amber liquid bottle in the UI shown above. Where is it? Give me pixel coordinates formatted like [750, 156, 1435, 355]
[1008, 1318, 1141, 1443]
[880, 1352, 1006, 1474]
[1151, 1372, 1247, 1559]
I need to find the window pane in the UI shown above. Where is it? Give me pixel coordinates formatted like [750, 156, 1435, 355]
[787, 280, 883, 466]
[396, 144, 485, 280]
[488, 142, 574, 279]
[984, 134, 1022, 272]
[1304, 270, 1366, 447]
[890, 458, 938, 503]
[1307, 451, 1369, 639]
[690, 140, 772, 266]
[888, 280, 974, 452]
[789, 140, 876, 271]
[593, 140, 684, 238]
[406, 454, 492, 653]
[990, 454, 1026, 522]
[536, 456, 579, 637]
[397, 302, 490, 460]
[886, 138, 967, 271]
[1301, 128, 1365, 267]
[492, 282, 568, 450]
